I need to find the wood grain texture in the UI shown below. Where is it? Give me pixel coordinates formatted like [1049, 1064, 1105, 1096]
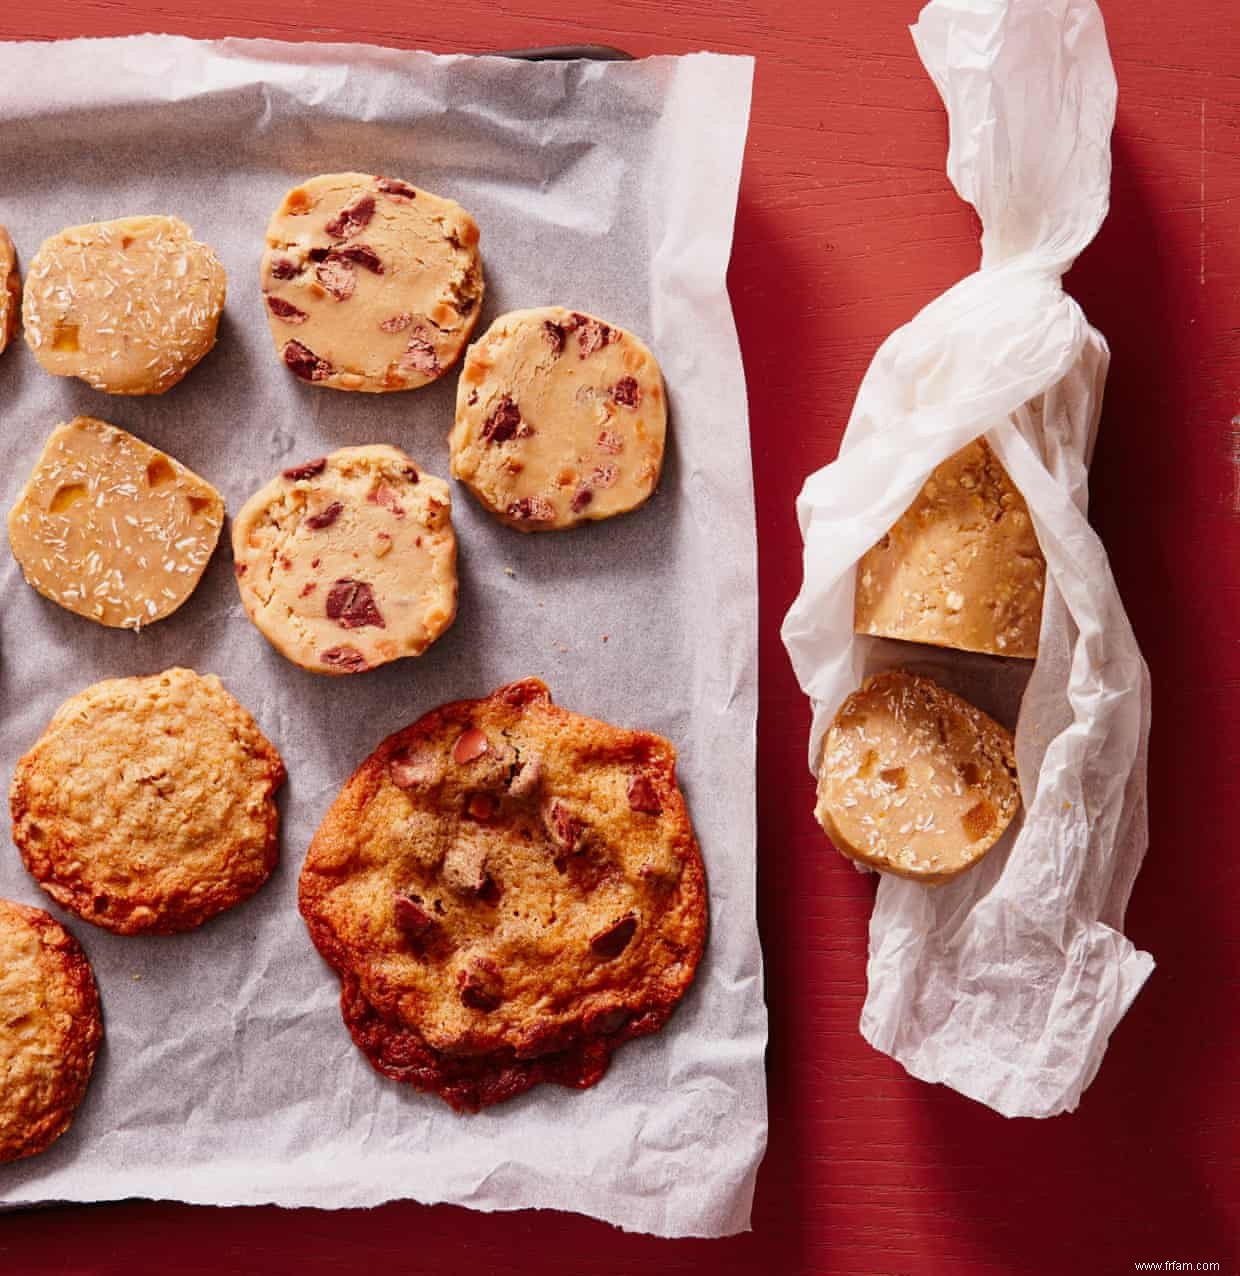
[2, 2, 1238, 1273]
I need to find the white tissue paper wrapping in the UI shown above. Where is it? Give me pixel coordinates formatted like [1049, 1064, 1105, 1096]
[0, 38, 766, 1236]
[781, 0, 1154, 1118]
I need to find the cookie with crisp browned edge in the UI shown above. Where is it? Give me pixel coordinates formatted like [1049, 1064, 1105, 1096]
[449, 307, 667, 531]
[299, 678, 706, 1112]
[232, 446, 457, 676]
[261, 172, 483, 392]
[0, 898, 102, 1164]
[815, 669, 1020, 884]
[23, 215, 226, 394]
[0, 224, 20, 354]
[11, 668, 286, 935]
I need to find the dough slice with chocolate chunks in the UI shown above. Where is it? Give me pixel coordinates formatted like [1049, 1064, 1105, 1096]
[10, 668, 285, 936]
[261, 172, 483, 392]
[449, 306, 667, 531]
[299, 677, 707, 1112]
[854, 437, 1045, 658]
[0, 898, 102, 1164]
[8, 416, 224, 629]
[232, 445, 457, 675]
[22, 215, 226, 394]
[815, 669, 1020, 884]
[0, 224, 20, 354]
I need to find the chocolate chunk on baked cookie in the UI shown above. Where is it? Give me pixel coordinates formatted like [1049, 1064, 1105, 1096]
[299, 678, 706, 1111]
[261, 172, 483, 392]
[0, 898, 102, 1164]
[10, 668, 285, 935]
[0, 225, 20, 354]
[449, 307, 667, 531]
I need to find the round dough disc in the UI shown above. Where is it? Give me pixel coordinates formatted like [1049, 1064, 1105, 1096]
[450, 306, 667, 531]
[261, 172, 483, 392]
[22, 215, 226, 395]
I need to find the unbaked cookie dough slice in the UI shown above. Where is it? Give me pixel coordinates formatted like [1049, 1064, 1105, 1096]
[23, 215, 226, 394]
[10, 668, 285, 936]
[450, 306, 667, 532]
[261, 172, 483, 392]
[0, 224, 20, 354]
[815, 669, 1020, 884]
[0, 899, 102, 1164]
[8, 416, 224, 629]
[854, 437, 1045, 658]
[233, 445, 457, 675]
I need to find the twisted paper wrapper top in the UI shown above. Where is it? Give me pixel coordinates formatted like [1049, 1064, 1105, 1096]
[782, 0, 1153, 1118]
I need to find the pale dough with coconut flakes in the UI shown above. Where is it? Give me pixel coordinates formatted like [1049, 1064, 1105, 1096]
[232, 445, 458, 676]
[815, 669, 1020, 884]
[450, 306, 667, 532]
[7, 416, 224, 630]
[22, 215, 226, 395]
[261, 172, 483, 392]
[0, 224, 20, 354]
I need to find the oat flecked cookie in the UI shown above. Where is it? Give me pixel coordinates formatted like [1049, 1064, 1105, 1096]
[0, 899, 102, 1164]
[232, 446, 457, 676]
[299, 678, 707, 1112]
[0, 224, 20, 354]
[22, 215, 227, 395]
[261, 172, 483, 392]
[854, 437, 1045, 658]
[8, 416, 224, 629]
[10, 668, 286, 935]
[815, 669, 1020, 884]
[449, 306, 667, 531]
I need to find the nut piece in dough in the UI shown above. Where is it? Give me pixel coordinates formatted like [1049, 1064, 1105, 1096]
[232, 445, 457, 675]
[0, 224, 20, 353]
[450, 306, 667, 532]
[7, 416, 224, 629]
[10, 668, 286, 936]
[854, 438, 1045, 658]
[299, 677, 707, 1111]
[261, 172, 483, 392]
[815, 669, 1020, 884]
[0, 898, 102, 1164]
[22, 215, 227, 395]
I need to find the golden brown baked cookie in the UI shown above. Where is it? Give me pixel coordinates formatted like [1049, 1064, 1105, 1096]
[0, 224, 20, 354]
[8, 416, 224, 629]
[299, 678, 707, 1111]
[22, 215, 226, 395]
[261, 172, 483, 392]
[232, 446, 457, 676]
[11, 668, 286, 935]
[815, 669, 1020, 884]
[854, 438, 1045, 658]
[0, 898, 102, 1164]
[449, 306, 667, 532]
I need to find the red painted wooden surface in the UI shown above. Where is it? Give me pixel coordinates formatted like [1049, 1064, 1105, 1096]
[2, 3, 1238, 1273]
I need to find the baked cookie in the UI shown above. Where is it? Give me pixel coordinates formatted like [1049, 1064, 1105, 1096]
[299, 678, 707, 1111]
[261, 172, 483, 392]
[815, 669, 1020, 884]
[855, 438, 1045, 658]
[8, 416, 225, 629]
[449, 306, 667, 531]
[10, 668, 286, 935]
[0, 224, 20, 354]
[232, 446, 457, 676]
[0, 899, 102, 1164]
[22, 215, 226, 395]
